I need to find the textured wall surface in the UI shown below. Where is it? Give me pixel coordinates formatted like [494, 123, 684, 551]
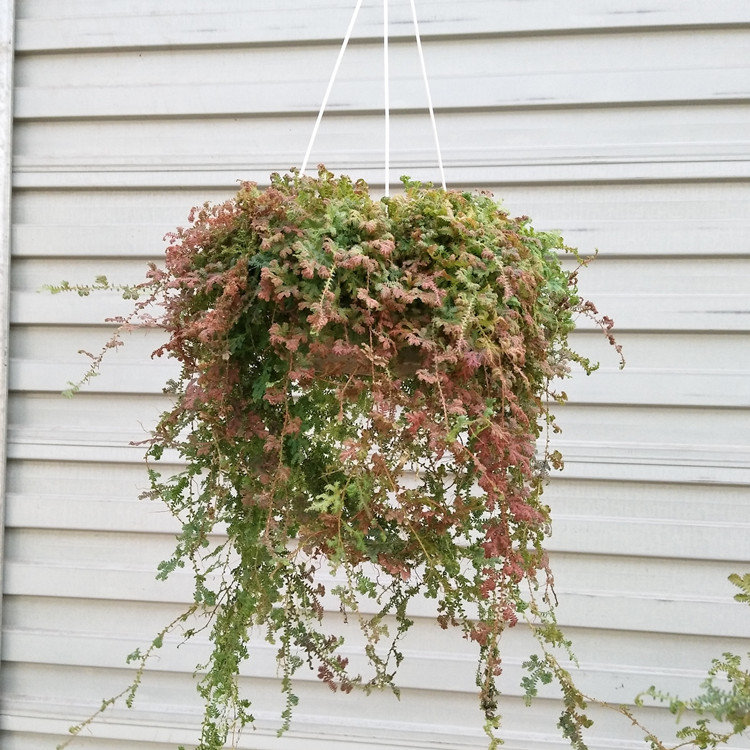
[1, 2, 749, 749]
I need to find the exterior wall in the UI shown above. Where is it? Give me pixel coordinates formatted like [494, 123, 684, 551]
[0, 0, 14, 683]
[2, 2, 749, 749]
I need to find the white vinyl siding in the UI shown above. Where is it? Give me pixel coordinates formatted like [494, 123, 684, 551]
[1, 2, 749, 749]
[0, 0, 15, 689]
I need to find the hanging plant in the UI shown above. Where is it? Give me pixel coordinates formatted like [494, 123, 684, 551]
[56, 166, 621, 750]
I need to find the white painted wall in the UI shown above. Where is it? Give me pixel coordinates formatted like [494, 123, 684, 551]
[2, 2, 749, 749]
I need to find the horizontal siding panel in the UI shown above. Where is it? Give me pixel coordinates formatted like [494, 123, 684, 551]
[0, 663, 492, 750]
[550, 512, 750, 562]
[566, 332, 750, 408]
[3, 528, 746, 636]
[6, 399, 750, 483]
[13, 224, 166, 260]
[5, 461, 749, 561]
[12, 258, 750, 332]
[11, 358, 745, 408]
[14, 31, 750, 120]
[2, 627, 478, 696]
[6, 459, 749, 552]
[7, 595, 745, 693]
[0, 719, 695, 750]
[5, 487, 748, 562]
[14, 69, 750, 121]
[5, 458, 156, 498]
[9, 331, 750, 408]
[16, 107, 750, 169]
[8, 595, 746, 681]
[15, 0, 750, 52]
[10, 188, 219, 227]
[585, 295, 750, 331]
[12, 291, 149, 325]
[15, 162, 750, 191]
[12, 183, 750, 259]
[6, 392, 169, 435]
[500, 183, 750, 258]
[20, 30, 749, 90]
[4, 493, 179, 534]
[13, 105, 750, 191]
[1, 732, 197, 750]
[556, 404, 750, 484]
[0, 666, 683, 750]
[563, 355, 750, 408]
[10, 431, 749, 482]
[10, 324, 165, 360]
[5, 393, 168, 463]
[4, 621, 741, 706]
[547, 479, 750, 560]
[12, 458, 744, 541]
[3, 557, 745, 638]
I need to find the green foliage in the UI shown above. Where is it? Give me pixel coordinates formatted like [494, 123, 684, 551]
[57, 167, 621, 750]
[729, 573, 750, 605]
[635, 574, 750, 750]
[520, 595, 593, 750]
[43, 275, 152, 396]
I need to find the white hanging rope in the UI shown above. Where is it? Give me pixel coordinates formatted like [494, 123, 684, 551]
[409, 0, 447, 190]
[300, 0, 364, 175]
[301, 0, 446, 192]
[383, 0, 391, 196]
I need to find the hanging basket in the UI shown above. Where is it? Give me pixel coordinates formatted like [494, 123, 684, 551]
[68, 165, 615, 750]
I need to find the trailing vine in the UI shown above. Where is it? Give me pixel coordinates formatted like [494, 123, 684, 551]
[632, 574, 750, 750]
[55, 166, 624, 750]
